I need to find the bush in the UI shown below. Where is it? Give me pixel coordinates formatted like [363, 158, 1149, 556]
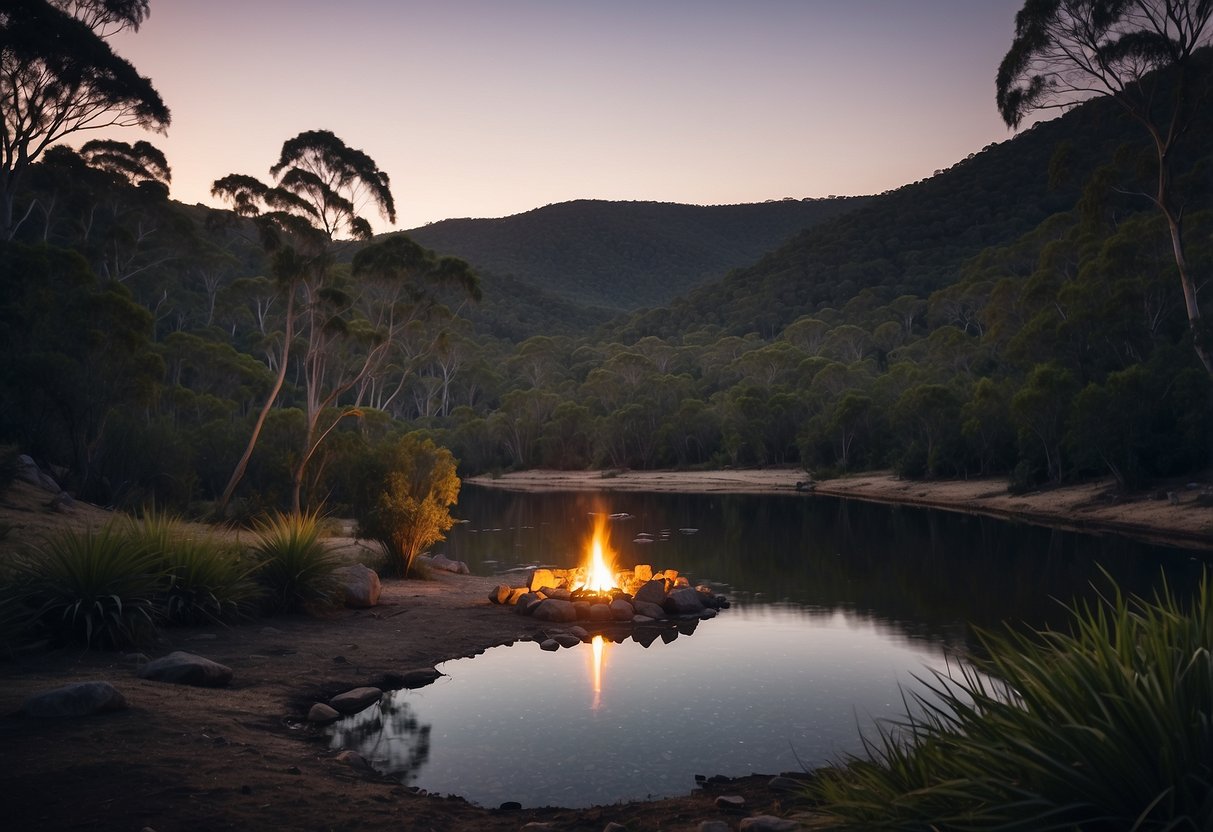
[14, 524, 162, 648]
[250, 510, 341, 613]
[805, 573, 1213, 830]
[125, 512, 262, 626]
[355, 435, 460, 578]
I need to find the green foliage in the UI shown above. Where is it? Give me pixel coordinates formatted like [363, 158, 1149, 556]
[355, 435, 460, 578]
[408, 198, 864, 314]
[13, 524, 162, 648]
[249, 510, 341, 613]
[124, 512, 261, 626]
[806, 572, 1213, 830]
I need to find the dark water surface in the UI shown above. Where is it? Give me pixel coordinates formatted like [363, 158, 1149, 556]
[328, 486, 1211, 808]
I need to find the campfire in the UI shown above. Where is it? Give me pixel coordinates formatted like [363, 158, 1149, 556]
[487, 513, 730, 632]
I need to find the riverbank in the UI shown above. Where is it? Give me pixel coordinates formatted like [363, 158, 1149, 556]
[0, 480, 803, 831]
[467, 469, 1213, 552]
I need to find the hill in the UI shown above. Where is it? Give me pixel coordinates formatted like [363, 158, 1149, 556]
[406, 197, 867, 312]
[617, 90, 1168, 339]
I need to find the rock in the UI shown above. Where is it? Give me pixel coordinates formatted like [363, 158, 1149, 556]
[699, 822, 732, 832]
[329, 686, 383, 714]
[499, 800, 522, 811]
[427, 555, 470, 574]
[334, 563, 381, 608]
[573, 601, 592, 620]
[532, 598, 578, 623]
[568, 626, 590, 640]
[633, 600, 665, 619]
[553, 633, 581, 648]
[515, 592, 541, 614]
[700, 608, 718, 619]
[632, 615, 655, 624]
[307, 703, 340, 724]
[609, 599, 634, 621]
[664, 586, 705, 615]
[604, 823, 629, 832]
[335, 750, 371, 770]
[633, 579, 668, 606]
[673, 576, 691, 587]
[739, 816, 802, 831]
[529, 568, 558, 592]
[16, 454, 60, 492]
[539, 586, 572, 601]
[540, 639, 560, 651]
[715, 794, 745, 810]
[138, 651, 232, 688]
[589, 603, 612, 622]
[634, 628, 660, 647]
[398, 667, 442, 689]
[633, 564, 653, 582]
[23, 681, 127, 718]
[488, 584, 512, 604]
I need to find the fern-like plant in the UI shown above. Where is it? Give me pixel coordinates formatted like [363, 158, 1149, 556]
[16, 524, 163, 648]
[805, 573, 1213, 830]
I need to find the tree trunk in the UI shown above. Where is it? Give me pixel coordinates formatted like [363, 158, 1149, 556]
[216, 288, 295, 516]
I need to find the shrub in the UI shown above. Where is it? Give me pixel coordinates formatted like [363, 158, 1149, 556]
[14, 524, 162, 648]
[355, 435, 460, 578]
[804, 573, 1213, 830]
[125, 512, 262, 626]
[250, 510, 340, 613]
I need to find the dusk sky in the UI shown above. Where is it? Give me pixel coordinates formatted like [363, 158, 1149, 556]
[106, 0, 1031, 232]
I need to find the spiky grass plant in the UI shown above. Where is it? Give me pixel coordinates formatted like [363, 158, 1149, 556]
[805, 575, 1213, 830]
[125, 512, 262, 626]
[15, 524, 163, 648]
[250, 510, 341, 614]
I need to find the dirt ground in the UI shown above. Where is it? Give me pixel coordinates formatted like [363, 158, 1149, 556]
[2, 468, 1209, 832]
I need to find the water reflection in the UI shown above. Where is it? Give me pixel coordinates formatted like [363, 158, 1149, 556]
[443, 487, 1212, 651]
[329, 606, 959, 809]
[328, 695, 432, 785]
[325, 488, 1213, 809]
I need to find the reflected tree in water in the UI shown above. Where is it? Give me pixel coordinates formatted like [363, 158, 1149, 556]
[329, 694, 432, 784]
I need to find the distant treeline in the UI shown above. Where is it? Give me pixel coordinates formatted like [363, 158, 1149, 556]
[1, 56, 1210, 515]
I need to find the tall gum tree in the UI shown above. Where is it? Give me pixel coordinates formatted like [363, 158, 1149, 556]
[0, 0, 168, 239]
[996, 0, 1213, 377]
[212, 130, 478, 514]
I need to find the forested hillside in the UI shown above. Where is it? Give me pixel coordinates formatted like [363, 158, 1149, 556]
[2, 41, 1209, 515]
[407, 198, 867, 311]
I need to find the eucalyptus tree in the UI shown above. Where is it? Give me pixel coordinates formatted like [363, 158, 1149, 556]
[211, 130, 477, 513]
[0, 0, 168, 239]
[997, 0, 1213, 376]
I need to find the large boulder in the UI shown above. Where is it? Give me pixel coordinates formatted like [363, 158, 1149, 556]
[23, 681, 127, 718]
[334, 563, 381, 608]
[425, 554, 470, 574]
[138, 651, 232, 688]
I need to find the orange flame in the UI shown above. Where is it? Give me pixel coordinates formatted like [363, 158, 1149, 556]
[582, 513, 616, 593]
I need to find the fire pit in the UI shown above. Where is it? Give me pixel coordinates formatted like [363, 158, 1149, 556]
[486, 513, 730, 630]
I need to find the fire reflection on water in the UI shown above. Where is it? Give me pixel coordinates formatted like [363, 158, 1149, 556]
[590, 634, 606, 709]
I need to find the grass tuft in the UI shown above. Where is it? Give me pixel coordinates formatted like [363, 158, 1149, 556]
[804, 572, 1213, 830]
[125, 512, 262, 626]
[250, 510, 341, 614]
[14, 523, 162, 648]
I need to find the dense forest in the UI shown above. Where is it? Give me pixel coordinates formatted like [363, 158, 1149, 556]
[1, 5, 1210, 519]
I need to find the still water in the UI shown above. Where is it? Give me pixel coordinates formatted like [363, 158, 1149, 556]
[329, 486, 1211, 808]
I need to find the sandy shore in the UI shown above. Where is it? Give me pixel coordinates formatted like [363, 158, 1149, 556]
[468, 469, 1213, 551]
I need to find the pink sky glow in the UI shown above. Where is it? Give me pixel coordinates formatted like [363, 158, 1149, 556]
[102, 0, 1031, 232]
